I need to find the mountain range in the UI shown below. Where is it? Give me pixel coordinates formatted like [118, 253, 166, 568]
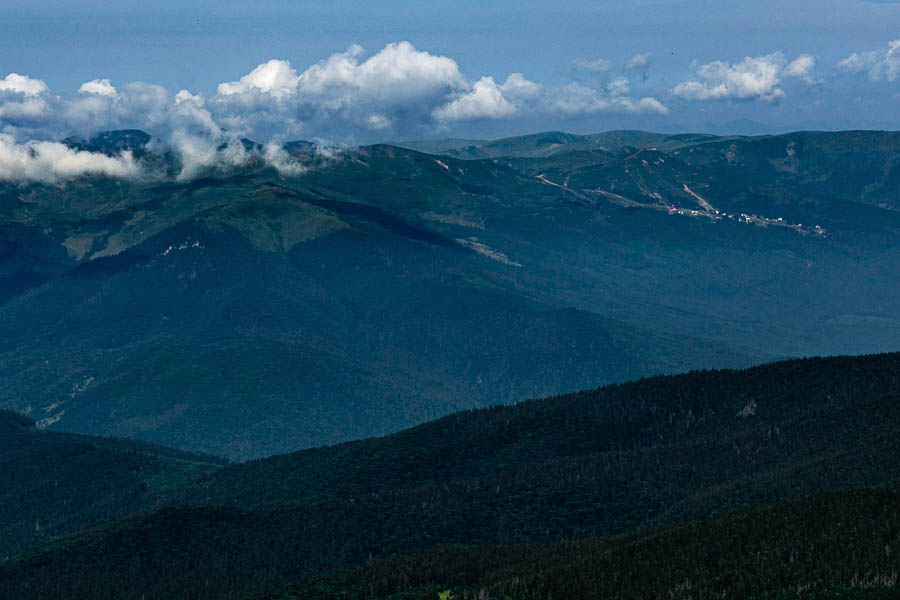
[2, 129, 900, 458]
[3, 128, 900, 598]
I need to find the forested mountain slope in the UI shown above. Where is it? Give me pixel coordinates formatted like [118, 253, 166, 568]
[257, 483, 900, 600]
[2, 352, 899, 599]
[0, 410, 221, 558]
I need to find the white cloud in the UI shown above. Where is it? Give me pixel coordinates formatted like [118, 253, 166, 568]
[838, 40, 900, 82]
[211, 43, 473, 133]
[0, 96, 50, 121]
[626, 53, 651, 71]
[549, 81, 668, 116]
[499, 73, 542, 101]
[0, 133, 140, 183]
[263, 143, 307, 177]
[837, 52, 877, 73]
[608, 78, 631, 97]
[295, 42, 467, 126]
[78, 79, 118, 97]
[673, 52, 817, 102]
[784, 55, 818, 83]
[434, 76, 519, 121]
[0, 74, 52, 124]
[218, 59, 300, 98]
[1, 43, 669, 140]
[170, 131, 250, 181]
[0, 73, 49, 97]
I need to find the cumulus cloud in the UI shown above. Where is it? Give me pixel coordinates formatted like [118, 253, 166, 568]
[0, 95, 50, 122]
[434, 75, 525, 121]
[784, 55, 818, 83]
[78, 79, 117, 97]
[294, 42, 468, 129]
[673, 52, 817, 102]
[550, 81, 668, 116]
[218, 59, 300, 98]
[0, 73, 49, 97]
[500, 73, 542, 101]
[206, 42, 475, 135]
[0, 74, 52, 124]
[838, 40, 900, 82]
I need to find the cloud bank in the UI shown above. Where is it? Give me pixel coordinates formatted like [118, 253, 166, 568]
[0, 42, 670, 182]
[1, 42, 667, 141]
[0, 42, 672, 182]
[0, 42, 661, 155]
[672, 52, 817, 102]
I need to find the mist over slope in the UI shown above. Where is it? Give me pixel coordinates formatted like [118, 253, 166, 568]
[1, 129, 900, 458]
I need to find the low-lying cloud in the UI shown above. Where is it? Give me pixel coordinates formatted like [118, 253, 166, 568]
[673, 52, 817, 102]
[0, 134, 140, 184]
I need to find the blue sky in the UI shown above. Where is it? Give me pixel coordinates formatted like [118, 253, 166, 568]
[0, 0, 898, 143]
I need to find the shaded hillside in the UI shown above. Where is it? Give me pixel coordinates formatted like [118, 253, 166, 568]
[0, 183, 714, 458]
[174, 352, 900, 512]
[3, 353, 900, 599]
[0, 140, 756, 458]
[0, 410, 221, 558]
[258, 483, 900, 600]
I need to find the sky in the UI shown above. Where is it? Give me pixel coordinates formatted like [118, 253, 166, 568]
[0, 0, 898, 153]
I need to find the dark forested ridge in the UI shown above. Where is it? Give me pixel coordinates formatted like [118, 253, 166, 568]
[0, 410, 222, 558]
[255, 483, 900, 600]
[175, 352, 900, 512]
[2, 352, 900, 599]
